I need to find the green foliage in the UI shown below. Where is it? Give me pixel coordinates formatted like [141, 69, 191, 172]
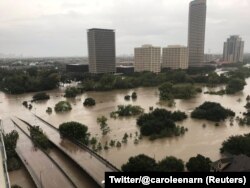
[59, 122, 90, 145]
[46, 107, 52, 113]
[111, 105, 144, 117]
[90, 137, 97, 145]
[109, 140, 116, 147]
[32, 92, 50, 101]
[204, 90, 225, 95]
[83, 98, 96, 106]
[116, 141, 122, 148]
[122, 154, 185, 172]
[54, 101, 72, 112]
[137, 108, 187, 139]
[186, 154, 212, 172]
[131, 92, 137, 99]
[11, 185, 22, 188]
[157, 156, 184, 172]
[245, 102, 250, 109]
[124, 95, 130, 100]
[29, 126, 50, 150]
[220, 133, 250, 156]
[121, 154, 157, 172]
[246, 95, 250, 101]
[97, 116, 110, 135]
[191, 102, 235, 122]
[3, 130, 21, 171]
[171, 111, 188, 121]
[122, 133, 129, 143]
[159, 82, 197, 100]
[22, 101, 28, 108]
[7, 157, 22, 171]
[226, 78, 246, 94]
[0, 68, 60, 94]
[4, 130, 19, 158]
[64, 87, 81, 98]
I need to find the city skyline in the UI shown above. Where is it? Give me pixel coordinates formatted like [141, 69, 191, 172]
[0, 0, 249, 57]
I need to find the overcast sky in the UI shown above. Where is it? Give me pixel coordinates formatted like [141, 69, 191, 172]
[0, 0, 249, 57]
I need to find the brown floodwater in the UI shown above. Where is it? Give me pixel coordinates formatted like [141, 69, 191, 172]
[1, 78, 250, 170]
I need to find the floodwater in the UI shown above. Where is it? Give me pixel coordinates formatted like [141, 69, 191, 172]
[1, 78, 250, 170]
[9, 166, 36, 188]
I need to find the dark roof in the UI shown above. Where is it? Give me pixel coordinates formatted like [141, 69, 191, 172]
[88, 28, 114, 32]
[223, 154, 250, 172]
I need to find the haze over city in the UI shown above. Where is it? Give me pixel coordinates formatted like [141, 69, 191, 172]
[0, 0, 249, 57]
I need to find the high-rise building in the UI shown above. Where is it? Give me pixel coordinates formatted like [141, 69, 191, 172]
[188, 0, 207, 67]
[162, 45, 188, 69]
[87, 28, 116, 74]
[223, 35, 244, 63]
[134, 45, 161, 73]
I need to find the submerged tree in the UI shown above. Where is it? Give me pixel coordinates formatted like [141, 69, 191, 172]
[97, 116, 110, 135]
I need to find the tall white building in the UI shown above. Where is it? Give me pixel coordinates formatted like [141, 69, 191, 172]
[134, 45, 161, 73]
[223, 35, 244, 63]
[188, 0, 207, 67]
[162, 45, 188, 69]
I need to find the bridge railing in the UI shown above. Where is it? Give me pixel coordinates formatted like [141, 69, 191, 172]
[0, 119, 11, 188]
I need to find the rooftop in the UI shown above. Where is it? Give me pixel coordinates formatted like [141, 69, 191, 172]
[88, 28, 114, 32]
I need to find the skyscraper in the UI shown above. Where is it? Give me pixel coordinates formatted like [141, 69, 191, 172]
[134, 45, 161, 73]
[162, 45, 188, 69]
[87, 28, 116, 74]
[223, 35, 244, 63]
[188, 0, 207, 67]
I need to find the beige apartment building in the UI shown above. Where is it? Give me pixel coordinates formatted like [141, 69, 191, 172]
[162, 45, 188, 69]
[134, 45, 161, 73]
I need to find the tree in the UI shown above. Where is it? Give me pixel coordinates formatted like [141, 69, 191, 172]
[157, 156, 184, 172]
[136, 108, 187, 139]
[112, 105, 144, 117]
[32, 92, 50, 102]
[186, 154, 212, 172]
[226, 78, 246, 94]
[124, 95, 131, 100]
[159, 82, 197, 100]
[28, 126, 50, 150]
[121, 154, 157, 172]
[191, 102, 235, 122]
[46, 107, 52, 113]
[54, 101, 72, 112]
[64, 87, 80, 98]
[59, 122, 90, 145]
[4, 130, 19, 158]
[220, 133, 250, 156]
[97, 116, 110, 135]
[83, 98, 96, 106]
[131, 92, 137, 99]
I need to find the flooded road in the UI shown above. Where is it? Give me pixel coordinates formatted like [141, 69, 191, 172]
[3, 119, 76, 188]
[1, 78, 250, 169]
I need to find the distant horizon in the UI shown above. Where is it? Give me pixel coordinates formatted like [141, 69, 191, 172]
[2, 53, 250, 60]
[0, 0, 249, 57]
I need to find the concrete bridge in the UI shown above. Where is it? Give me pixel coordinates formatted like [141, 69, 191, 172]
[0, 119, 11, 188]
[15, 114, 119, 187]
[11, 119, 76, 188]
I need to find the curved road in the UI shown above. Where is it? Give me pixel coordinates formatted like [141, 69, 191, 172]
[16, 114, 115, 187]
[4, 118, 75, 188]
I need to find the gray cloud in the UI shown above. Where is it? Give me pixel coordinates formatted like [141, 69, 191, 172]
[0, 0, 249, 57]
